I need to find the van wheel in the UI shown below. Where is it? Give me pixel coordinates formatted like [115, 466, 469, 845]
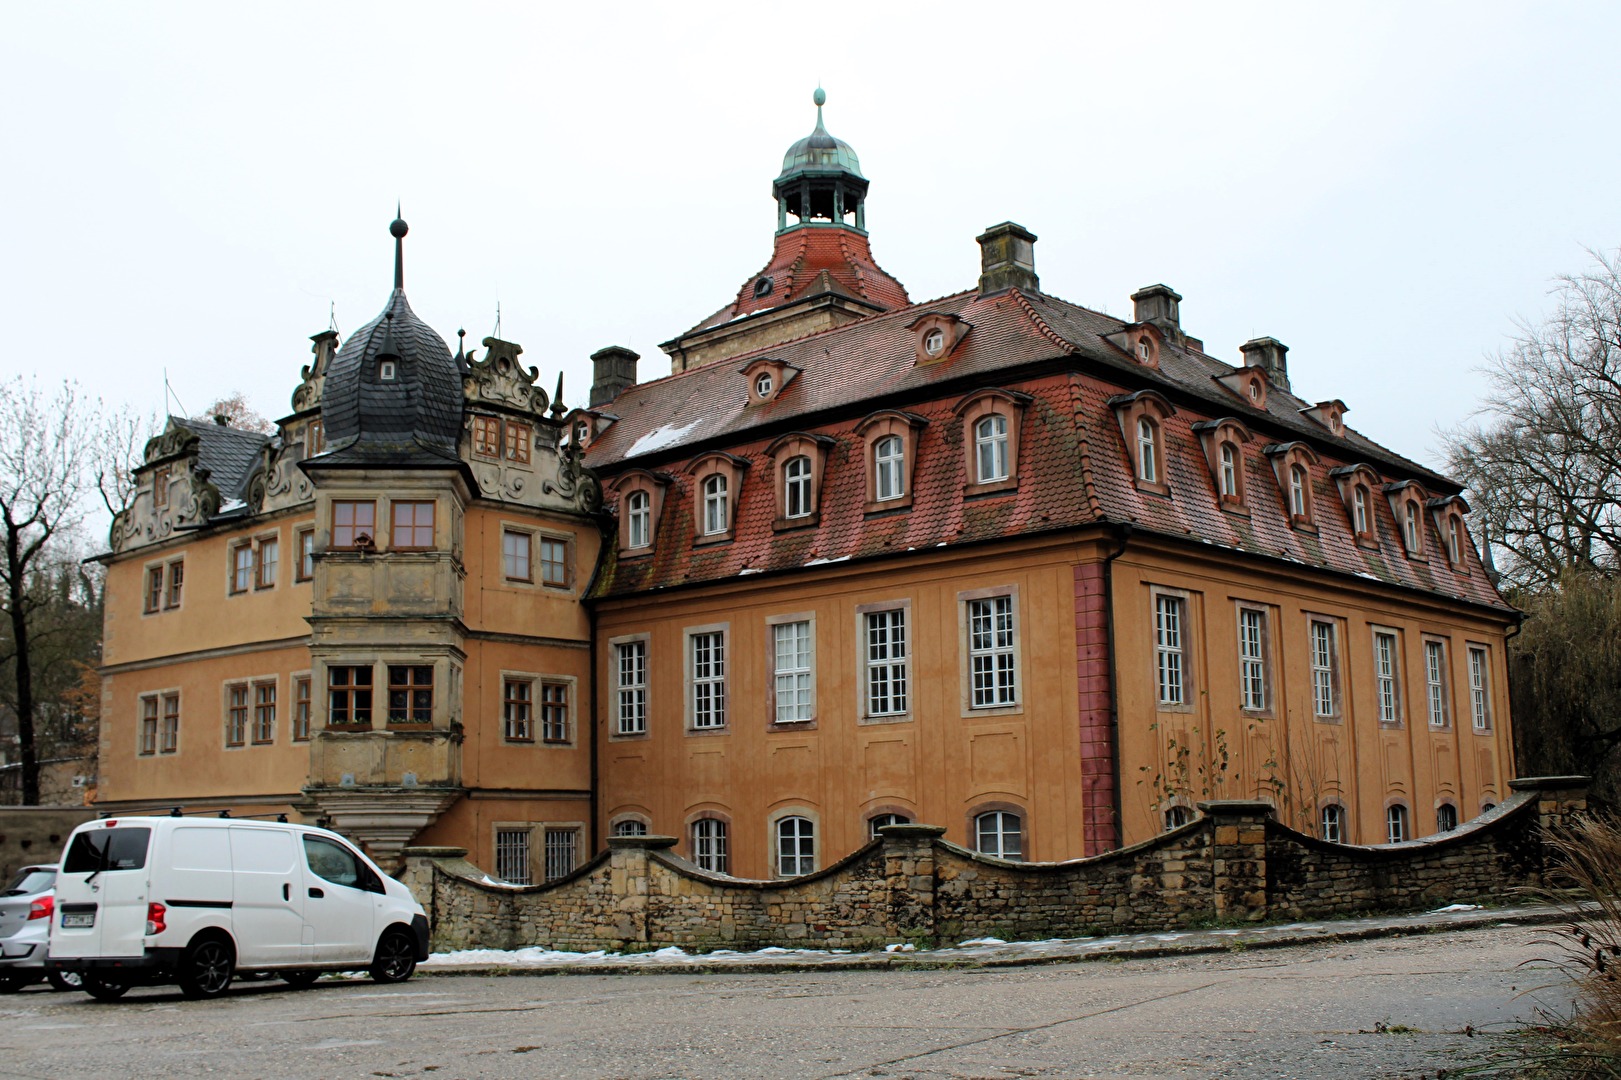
[47, 969, 84, 993]
[280, 969, 321, 989]
[369, 929, 417, 984]
[81, 973, 129, 1001]
[177, 938, 235, 999]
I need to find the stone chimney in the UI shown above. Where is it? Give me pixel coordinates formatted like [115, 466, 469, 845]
[1131, 285, 1182, 336]
[590, 346, 640, 408]
[976, 222, 1039, 296]
[1240, 337, 1290, 393]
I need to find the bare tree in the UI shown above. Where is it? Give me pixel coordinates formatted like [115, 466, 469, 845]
[0, 378, 98, 804]
[1444, 249, 1621, 591]
[196, 391, 274, 434]
[94, 403, 159, 519]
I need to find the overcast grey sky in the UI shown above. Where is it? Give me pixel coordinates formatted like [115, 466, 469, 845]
[4, 3, 1618, 480]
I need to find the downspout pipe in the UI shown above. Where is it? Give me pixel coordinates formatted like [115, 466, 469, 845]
[1102, 521, 1133, 851]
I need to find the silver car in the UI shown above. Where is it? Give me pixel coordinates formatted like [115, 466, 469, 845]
[0, 864, 79, 992]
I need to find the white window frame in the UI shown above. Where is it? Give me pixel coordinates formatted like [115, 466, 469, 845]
[1309, 618, 1340, 719]
[1289, 464, 1309, 518]
[769, 615, 814, 725]
[686, 625, 728, 731]
[1353, 485, 1370, 536]
[1237, 605, 1269, 713]
[774, 815, 816, 877]
[1424, 638, 1450, 728]
[1319, 803, 1344, 843]
[702, 474, 729, 536]
[783, 456, 813, 519]
[962, 587, 1021, 713]
[1136, 417, 1157, 484]
[975, 414, 1009, 483]
[1372, 628, 1401, 726]
[1467, 645, 1493, 732]
[1404, 502, 1421, 553]
[1154, 592, 1188, 708]
[502, 528, 532, 582]
[1386, 804, 1409, 844]
[626, 490, 652, 548]
[690, 817, 729, 874]
[610, 818, 649, 837]
[868, 812, 912, 837]
[859, 602, 910, 721]
[611, 636, 649, 737]
[1219, 442, 1238, 498]
[874, 435, 905, 501]
[974, 810, 1023, 860]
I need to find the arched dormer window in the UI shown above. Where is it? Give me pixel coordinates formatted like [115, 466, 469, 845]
[905, 312, 971, 365]
[953, 388, 1031, 495]
[1264, 442, 1320, 531]
[740, 357, 798, 406]
[1192, 418, 1252, 513]
[1383, 480, 1431, 559]
[610, 470, 670, 556]
[1330, 464, 1383, 549]
[1428, 495, 1471, 572]
[765, 432, 834, 530]
[1108, 390, 1175, 496]
[685, 452, 749, 545]
[854, 410, 928, 513]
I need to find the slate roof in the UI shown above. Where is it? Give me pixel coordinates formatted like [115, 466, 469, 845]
[317, 288, 465, 465]
[171, 417, 271, 502]
[585, 285, 1510, 613]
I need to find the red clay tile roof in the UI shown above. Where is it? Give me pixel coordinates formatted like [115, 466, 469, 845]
[586, 286, 1509, 613]
[683, 226, 910, 335]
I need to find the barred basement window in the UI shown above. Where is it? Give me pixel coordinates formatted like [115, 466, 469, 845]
[495, 829, 531, 885]
[611, 820, 648, 837]
[864, 609, 908, 717]
[967, 595, 1017, 708]
[616, 641, 648, 735]
[503, 679, 533, 741]
[544, 828, 577, 881]
[1155, 595, 1186, 706]
[1437, 804, 1458, 832]
[690, 631, 726, 729]
[691, 818, 728, 873]
[776, 816, 815, 877]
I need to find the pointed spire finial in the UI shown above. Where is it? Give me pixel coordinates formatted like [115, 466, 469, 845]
[390, 206, 409, 291]
[551, 371, 567, 418]
[813, 86, 826, 130]
[454, 328, 466, 364]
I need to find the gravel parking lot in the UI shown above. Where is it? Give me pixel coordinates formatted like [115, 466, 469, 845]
[0, 924, 1574, 1080]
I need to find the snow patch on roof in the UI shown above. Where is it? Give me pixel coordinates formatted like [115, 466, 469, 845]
[627, 418, 703, 458]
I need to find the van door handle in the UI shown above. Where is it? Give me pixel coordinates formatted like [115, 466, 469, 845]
[282, 883, 290, 902]
[308, 887, 324, 899]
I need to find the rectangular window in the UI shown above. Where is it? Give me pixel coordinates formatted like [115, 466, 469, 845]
[691, 819, 728, 874]
[252, 681, 276, 744]
[503, 679, 533, 741]
[616, 641, 648, 735]
[968, 596, 1017, 708]
[293, 677, 312, 741]
[540, 537, 568, 587]
[332, 500, 376, 549]
[543, 828, 576, 881]
[772, 620, 813, 724]
[139, 696, 158, 755]
[864, 609, 908, 717]
[230, 543, 254, 594]
[1426, 639, 1450, 728]
[505, 422, 532, 465]
[256, 538, 278, 589]
[1238, 607, 1267, 711]
[166, 560, 184, 608]
[1310, 620, 1339, 718]
[296, 529, 315, 582]
[328, 666, 373, 727]
[387, 665, 434, 724]
[502, 530, 531, 581]
[145, 566, 163, 613]
[226, 683, 248, 746]
[495, 828, 531, 885]
[1155, 595, 1186, 706]
[473, 416, 501, 459]
[160, 693, 180, 753]
[390, 501, 434, 549]
[541, 681, 569, 743]
[152, 465, 170, 508]
[690, 631, 727, 729]
[305, 420, 324, 457]
[1373, 630, 1400, 725]
[1468, 646, 1492, 731]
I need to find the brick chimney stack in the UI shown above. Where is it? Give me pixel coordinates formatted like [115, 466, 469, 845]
[977, 222, 1039, 296]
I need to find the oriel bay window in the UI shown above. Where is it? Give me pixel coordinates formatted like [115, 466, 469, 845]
[332, 500, 376, 549]
[328, 666, 374, 728]
[390, 501, 434, 550]
[387, 665, 433, 725]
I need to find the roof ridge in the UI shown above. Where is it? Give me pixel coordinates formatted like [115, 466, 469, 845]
[1009, 288, 1082, 354]
[1067, 373, 1104, 518]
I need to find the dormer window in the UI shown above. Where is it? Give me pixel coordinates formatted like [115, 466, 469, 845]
[1108, 390, 1175, 497]
[754, 372, 774, 398]
[753, 276, 774, 298]
[687, 452, 748, 544]
[875, 437, 905, 500]
[626, 491, 651, 548]
[379, 361, 397, 382]
[1383, 481, 1430, 559]
[574, 420, 590, 447]
[1289, 465, 1309, 518]
[612, 470, 669, 555]
[152, 465, 171, 509]
[766, 432, 833, 530]
[742, 357, 796, 405]
[906, 313, 971, 365]
[924, 329, 945, 357]
[1354, 486, 1370, 535]
[1265, 442, 1320, 530]
[1137, 418, 1159, 484]
[783, 456, 812, 518]
[976, 416, 1009, 482]
[1137, 338, 1151, 361]
[702, 475, 728, 535]
[954, 388, 1030, 495]
[1215, 367, 1269, 409]
[1448, 516, 1463, 564]
[1405, 502, 1421, 552]
[1219, 443, 1238, 498]
[1248, 381, 1262, 404]
[1192, 417, 1253, 513]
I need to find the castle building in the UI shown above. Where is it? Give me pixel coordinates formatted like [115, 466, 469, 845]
[96, 93, 1517, 882]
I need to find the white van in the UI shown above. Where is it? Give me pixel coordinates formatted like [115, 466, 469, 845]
[48, 815, 428, 1000]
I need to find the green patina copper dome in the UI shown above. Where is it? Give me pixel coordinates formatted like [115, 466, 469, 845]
[778, 88, 863, 180]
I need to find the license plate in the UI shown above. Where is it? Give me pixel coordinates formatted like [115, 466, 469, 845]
[61, 911, 95, 928]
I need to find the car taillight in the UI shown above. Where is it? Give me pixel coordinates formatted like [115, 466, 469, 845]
[146, 902, 166, 935]
[27, 896, 53, 921]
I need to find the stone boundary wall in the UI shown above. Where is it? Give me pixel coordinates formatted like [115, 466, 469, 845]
[402, 776, 1587, 954]
[0, 807, 98, 883]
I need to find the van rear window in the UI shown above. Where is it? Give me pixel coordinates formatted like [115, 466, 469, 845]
[63, 828, 152, 873]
